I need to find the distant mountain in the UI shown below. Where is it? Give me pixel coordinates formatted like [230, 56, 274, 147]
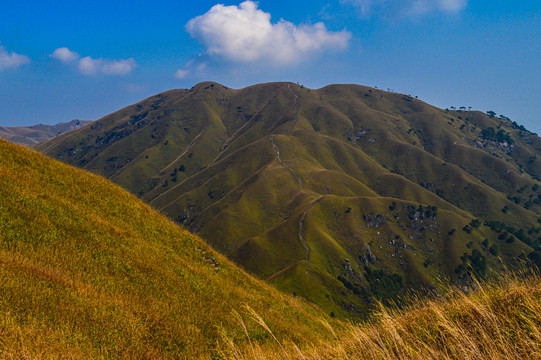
[0, 138, 329, 358]
[36, 82, 541, 319]
[0, 119, 91, 145]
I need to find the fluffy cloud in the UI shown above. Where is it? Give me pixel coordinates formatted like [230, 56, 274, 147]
[78, 56, 136, 75]
[186, 1, 351, 64]
[50, 47, 80, 62]
[174, 69, 190, 79]
[51, 47, 136, 76]
[0, 46, 30, 72]
[343, 0, 467, 16]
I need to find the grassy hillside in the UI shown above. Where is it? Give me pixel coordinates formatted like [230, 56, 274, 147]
[36, 82, 541, 319]
[223, 272, 541, 359]
[0, 139, 331, 359]
[0, 119, 90, 145]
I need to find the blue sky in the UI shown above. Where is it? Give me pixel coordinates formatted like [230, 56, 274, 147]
[1, 1, 540, 133]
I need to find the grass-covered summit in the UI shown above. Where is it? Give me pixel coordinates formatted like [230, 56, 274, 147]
[36, 82, 541, 318]
[0, 139, 329, 359]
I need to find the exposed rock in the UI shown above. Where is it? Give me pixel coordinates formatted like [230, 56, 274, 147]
[363, 213, 388, 228]
[404, 244, 417, 251]
[406, 205, 438, 231]
[344, 128, 369, 143]
[359, 244, 377, 265]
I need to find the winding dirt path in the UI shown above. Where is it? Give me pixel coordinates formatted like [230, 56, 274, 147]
[265, 195, 324, 280]
[269, 135, 303, 191]
[287, 84, 299, 132]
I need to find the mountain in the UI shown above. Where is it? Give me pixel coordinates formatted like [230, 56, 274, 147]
[2, 141, 539, 359]
[0, 119, 91, 145]
[0, 138, 330, 358]
[36, 82, 541, 319]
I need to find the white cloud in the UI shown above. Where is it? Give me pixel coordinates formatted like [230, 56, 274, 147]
[51, 47, 136, 76]
[343, 0, 467, 16]
[78, 56, 136, 75]
[100, 58, 136, 75]
[78, 56, 100, 75]
[174, 61, 208, 80]
[174, 69, 190, 79]
[0, 46, 30, 72]
[50, 47, 80, 62]
[186, 1, 351, 64]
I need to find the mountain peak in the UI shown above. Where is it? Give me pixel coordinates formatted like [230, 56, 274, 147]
[35, 82, 541, 318]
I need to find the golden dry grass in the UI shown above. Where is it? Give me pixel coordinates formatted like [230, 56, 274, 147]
[2, 136, 541, 359]
[222, 272, 541, 359]
[0, 139, 331, 359]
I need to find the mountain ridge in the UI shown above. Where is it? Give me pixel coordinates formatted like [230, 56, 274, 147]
[36, 81, 541, 318]
[0, 119, 91, 145]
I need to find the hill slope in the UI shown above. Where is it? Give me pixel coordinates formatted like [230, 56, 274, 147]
[0, 119, 90, 145]
[36, 82, 541, 318]
[226, 272, 541, 359]
[0, 139, 330, 359]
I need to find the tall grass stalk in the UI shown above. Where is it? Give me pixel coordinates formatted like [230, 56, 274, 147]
[223, 272, 541, 359]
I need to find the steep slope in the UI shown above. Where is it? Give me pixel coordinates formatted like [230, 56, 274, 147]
[36, 82, 541, 318]
[0, 119, 90, 145]
[0, 139, 330, 359]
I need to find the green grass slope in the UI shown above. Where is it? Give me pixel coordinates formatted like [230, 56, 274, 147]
[35, 82, 541, 319]
[0, 139, 331, 359]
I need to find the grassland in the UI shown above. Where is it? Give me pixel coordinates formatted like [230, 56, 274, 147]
[0, 139, 331, 358]
[35, 82, 541, 318]
[2, 132, 541, 359]
[222, 272, 541, 359]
